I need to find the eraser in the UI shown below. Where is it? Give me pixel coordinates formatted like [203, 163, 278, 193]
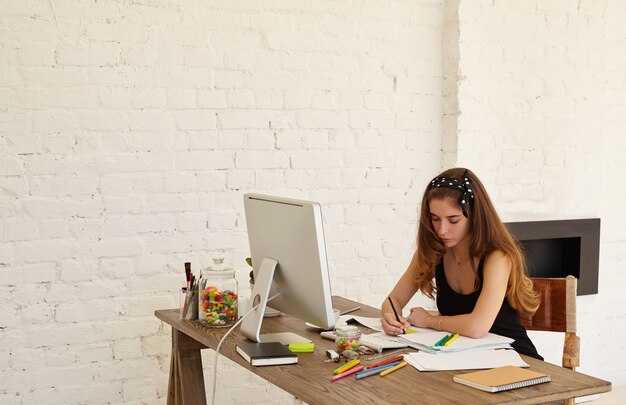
[326, 349, 340, 361]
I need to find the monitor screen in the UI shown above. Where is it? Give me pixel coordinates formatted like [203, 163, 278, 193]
[241, 193, 335, 344]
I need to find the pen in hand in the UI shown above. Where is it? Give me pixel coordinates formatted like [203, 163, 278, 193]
[387, 296, 406, 334]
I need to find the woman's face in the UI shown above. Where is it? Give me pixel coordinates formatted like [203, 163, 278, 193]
[428, 197, 471, 248]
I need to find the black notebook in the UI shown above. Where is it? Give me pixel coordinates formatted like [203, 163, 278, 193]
[236, 341, 298, 367]
[453, 365, 550, 393]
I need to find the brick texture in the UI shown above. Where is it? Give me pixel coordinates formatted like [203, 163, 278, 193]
[2, 0, 625, 403]
[0, 0, 441, 403]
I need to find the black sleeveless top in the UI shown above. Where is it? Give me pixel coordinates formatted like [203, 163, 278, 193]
[435, 259, 543, 360]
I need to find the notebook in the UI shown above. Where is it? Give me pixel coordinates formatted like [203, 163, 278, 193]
[453, 365, 550, 392]
[235, 341, 298, 367]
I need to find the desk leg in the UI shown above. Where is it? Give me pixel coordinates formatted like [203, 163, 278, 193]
[167, 328, 207, 405]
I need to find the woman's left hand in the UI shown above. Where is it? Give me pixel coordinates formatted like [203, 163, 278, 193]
[408, 307, 432, 328]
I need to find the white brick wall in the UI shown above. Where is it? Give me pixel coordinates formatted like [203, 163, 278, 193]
[2, 0, 625, 403]
[454, 0, 626, 387]
[1, 0, 441, 403]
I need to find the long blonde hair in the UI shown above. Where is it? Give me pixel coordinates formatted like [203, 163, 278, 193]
[411, 168, 540, 314]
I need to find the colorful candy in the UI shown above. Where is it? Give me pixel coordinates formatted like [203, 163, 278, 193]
[199, 286, 238, 327]
[335, 326, 361, 351]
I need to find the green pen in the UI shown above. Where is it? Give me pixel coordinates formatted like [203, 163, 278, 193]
[434, 333, 451, 347]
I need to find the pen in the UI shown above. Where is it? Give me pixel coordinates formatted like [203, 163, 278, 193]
[443, 333, 459, 346]
[366, 355, 404, 370]
[365, 348, 406, 361]
[340, 306, 360, 316]
[387, 296, 405, 334]
[330, 365, 364, 382]
[356, 361, 401, 379]
[380, 360, 408, 377]
[333, 358, 360, 375]
[434, 334, 451, 347]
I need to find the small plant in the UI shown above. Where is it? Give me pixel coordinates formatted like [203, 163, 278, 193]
[246, 257, 254, 284]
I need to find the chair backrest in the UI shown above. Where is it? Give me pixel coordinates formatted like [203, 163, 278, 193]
[520, 275, 580, 370]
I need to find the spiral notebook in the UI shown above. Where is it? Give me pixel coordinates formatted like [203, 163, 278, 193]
[453, 365, 550, 393]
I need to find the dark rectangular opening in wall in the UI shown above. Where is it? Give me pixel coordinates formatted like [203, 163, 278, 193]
[506, 219, 600, 296]
[520, 237, 581, 279]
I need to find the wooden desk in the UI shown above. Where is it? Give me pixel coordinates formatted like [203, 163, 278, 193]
[155, 296, 611, 405]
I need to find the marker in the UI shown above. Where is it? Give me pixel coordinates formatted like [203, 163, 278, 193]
[330, 365, 364, 382]
[434, 334, 451, 347]
[332, 358, 360, 375]
[366, 355, 404, 370]
[443, 333, 459, 346]
[380, 360, 408, 376]
[355, 361, 401, 379]
[387, 296, 405, 334]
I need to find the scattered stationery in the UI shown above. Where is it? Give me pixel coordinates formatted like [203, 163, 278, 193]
[453, 365, 550, 392]
[380, 360, 408, 376]
[331, 365, 365, 381]
[333, 358, 360, 375]
[355, 361, 401, 379]
[235, 341, 298, 367]
[366, 354, 405, 369]
[405, 349, 528, 371]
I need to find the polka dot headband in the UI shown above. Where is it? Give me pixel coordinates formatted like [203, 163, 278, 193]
[429, 170, 474, 218]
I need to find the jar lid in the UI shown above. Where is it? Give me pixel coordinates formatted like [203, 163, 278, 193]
[205, 257, 235, 276]
[335, 325, 359, 335]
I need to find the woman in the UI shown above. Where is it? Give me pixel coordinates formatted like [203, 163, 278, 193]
[381, 168, 543, 359]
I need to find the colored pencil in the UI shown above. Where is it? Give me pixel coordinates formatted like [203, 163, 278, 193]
[380, 360, 407, 376]
[355, 361, 401, 379]
[330, 365, 365, 382]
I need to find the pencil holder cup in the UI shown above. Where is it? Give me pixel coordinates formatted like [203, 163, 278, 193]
[334, 325, 361, 352]
[180, 288, 198, 320]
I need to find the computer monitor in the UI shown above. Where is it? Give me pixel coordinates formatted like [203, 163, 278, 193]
[241, 193, 335, 344]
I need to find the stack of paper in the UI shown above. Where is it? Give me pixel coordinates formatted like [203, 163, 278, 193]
[405, 349, 528, 371]
[397, 331, 514, 354]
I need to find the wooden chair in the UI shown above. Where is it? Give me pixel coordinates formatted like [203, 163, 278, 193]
[520, 275, 579, 405]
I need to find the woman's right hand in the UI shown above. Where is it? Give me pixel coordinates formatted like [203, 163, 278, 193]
[381, 311, 411, 336]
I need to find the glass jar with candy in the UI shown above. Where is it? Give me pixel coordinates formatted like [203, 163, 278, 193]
[198, 257, 238, 327]
[335, 325, 361, 353]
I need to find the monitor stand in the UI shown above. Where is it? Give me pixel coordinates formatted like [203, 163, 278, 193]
[240, 258, 311, 345]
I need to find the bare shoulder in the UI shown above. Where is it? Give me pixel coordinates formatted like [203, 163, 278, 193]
[483, 250, 512, 275]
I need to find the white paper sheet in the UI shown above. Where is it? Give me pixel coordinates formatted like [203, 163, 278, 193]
[336, 315, 431, 334]
[406, 349, 529, 371]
